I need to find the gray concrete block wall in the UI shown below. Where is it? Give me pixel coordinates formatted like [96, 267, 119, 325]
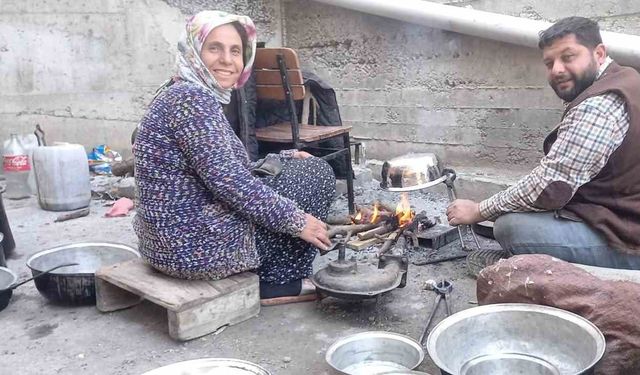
[283, 0, 640, 171]
[0, 0, 281, 160]
[2, 0, 637, 175]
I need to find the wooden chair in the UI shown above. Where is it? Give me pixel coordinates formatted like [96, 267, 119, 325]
[253, 47, 355, 213]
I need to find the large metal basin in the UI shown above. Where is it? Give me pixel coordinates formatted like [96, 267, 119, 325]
[26, 242, 139, 305]
[426, 304, 606, 375]
[326, 331, 425, 374]
[141, 358, 271, 374]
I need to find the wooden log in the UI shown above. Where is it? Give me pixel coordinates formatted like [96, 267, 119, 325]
[379, 202, 397, 214]
[346, 233, 394, 251]
[328, 223, 378, 238]
[353, 205, 395, 225]
[376, 228, 405, 256]
[357, 225, 394, 241]
[54, 207, 90, 223]
[325, 215, 353, 225]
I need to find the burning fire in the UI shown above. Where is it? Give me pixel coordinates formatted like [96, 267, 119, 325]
[371, 203, 380, 223]
[353, 202, 381, 224]
[395, 193, 414, 227]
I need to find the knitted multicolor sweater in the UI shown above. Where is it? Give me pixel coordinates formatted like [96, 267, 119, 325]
[133, 81, 306, 280]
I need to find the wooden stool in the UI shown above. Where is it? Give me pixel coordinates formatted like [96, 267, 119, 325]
[95, 258, 260, 341]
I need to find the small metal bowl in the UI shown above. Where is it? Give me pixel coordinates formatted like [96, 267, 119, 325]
[426, 304, 606, 375]
[26, 242, 140, 305]
[141, 358, 271, 374]
[326, 331, 425, 374]
[380, 153, 445, 192]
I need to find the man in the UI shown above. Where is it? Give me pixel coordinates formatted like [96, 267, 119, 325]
[447, 17, 640, 269]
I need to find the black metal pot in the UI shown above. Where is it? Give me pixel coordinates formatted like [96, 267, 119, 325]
[0, 233, 5, 268]
[0, 263, 78, 312]
[0, 186, 16, 258]
[26, 242, 140, 305]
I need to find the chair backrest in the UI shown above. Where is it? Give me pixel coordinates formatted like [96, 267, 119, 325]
[254, 48, 305, 101]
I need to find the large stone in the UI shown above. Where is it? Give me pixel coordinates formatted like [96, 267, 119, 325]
[478, 255, 640, 374]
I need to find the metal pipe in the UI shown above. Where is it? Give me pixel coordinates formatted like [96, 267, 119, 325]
[312, 0, 640, 70]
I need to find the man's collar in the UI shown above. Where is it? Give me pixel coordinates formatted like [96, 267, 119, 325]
[597, 56, 613, 79]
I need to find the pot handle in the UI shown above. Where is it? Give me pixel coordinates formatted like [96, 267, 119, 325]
[11, 263, 79, 289]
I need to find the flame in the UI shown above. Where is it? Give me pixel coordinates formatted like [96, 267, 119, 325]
[395, 193, 414, 227]
[353, 212, 362, 223]
[370, 203, 380, 224]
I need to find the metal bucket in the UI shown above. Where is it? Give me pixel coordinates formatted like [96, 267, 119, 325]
[326, 331, 425, 374]
[141, 358, 271, 374]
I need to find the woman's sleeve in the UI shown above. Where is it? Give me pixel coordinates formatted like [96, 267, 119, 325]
[169, 90, 306, 236]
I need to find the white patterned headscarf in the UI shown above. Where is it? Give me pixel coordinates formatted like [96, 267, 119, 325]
[169, 10, 257, 104]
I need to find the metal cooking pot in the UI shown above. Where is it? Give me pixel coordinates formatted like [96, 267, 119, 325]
[141, 358, 271, 374]
[26, 242, 140, 305]
[426, 304, 606, 375]
[380, 153, 482, 251]
[0, 263, 77, 312]
[380, 153, 446, 192]
[326, 331, 425, 375]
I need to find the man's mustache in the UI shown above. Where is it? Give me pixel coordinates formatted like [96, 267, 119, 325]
[551, 75, 572, 85]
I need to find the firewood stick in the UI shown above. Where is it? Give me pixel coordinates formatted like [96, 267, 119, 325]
[357, 225, 394, 240]
[376, 227, 404, 256]
[328, 223, 377, 238]
[54, 208, 90, 223]
[379, 202, 397, 214]
[325, 215, 353, 225]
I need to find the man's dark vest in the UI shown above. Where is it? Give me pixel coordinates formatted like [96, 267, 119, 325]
[543, 62, 640, 253]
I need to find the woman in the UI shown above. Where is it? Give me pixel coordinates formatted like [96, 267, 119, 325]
[133, 11, 335, 303]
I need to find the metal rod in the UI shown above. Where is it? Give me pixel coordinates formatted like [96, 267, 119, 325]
[413, 254, 467, 266]
[312, 0, 640, 69]
[419, 294, 441, 345]
[277, 54, 300, 149]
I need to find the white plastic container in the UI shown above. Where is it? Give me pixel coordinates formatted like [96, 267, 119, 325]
[32, 143, 91, 211]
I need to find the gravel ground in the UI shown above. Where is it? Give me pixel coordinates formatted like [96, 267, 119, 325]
[0, 176, 500, 375]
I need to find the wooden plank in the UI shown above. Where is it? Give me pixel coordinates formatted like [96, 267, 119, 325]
[256, 85, 305, 101]
[95, 259, 257, 312]
[95, 277, 143, 312]
[255, 123, 352, 143]
[346, 233, 394, 251]
[254, 48, 300, 69]
[168, 280, 260, 341]
[255, 69, 303, 85]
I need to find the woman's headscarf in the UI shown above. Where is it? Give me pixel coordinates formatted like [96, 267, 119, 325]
[172, 10, 257, 104]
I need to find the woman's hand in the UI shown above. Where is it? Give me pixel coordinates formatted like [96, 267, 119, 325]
[293, 151, 313, 159]
[299, 213, 332, 250]
[447, 199, 484, 226]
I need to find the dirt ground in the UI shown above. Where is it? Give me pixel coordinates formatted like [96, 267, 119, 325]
[0, 180, 500, 375]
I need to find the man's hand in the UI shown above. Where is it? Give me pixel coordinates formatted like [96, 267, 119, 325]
[293, 151, 313, 159]
[447, 199, 484, 226]
[299, 213, 332, 251]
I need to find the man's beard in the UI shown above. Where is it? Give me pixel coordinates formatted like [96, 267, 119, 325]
[549, 59, 598, 102]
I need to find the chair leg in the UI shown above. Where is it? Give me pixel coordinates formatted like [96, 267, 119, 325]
[343, 133, 355, 214]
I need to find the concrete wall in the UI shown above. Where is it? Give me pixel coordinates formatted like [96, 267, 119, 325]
[0, 0, 282, 160]
[283, 0, 640, 170]
[2, 0, 638, 173]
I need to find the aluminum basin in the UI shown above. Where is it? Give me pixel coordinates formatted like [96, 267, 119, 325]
[426, 304, 605, 375]
[141, 358, 271, 374]
[326, 331, 425, 374]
